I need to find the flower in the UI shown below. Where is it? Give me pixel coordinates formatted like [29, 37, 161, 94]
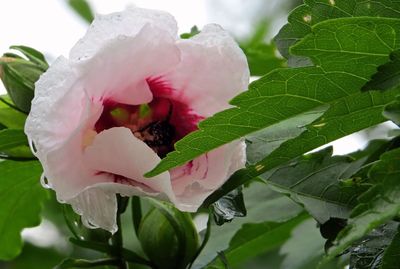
[25, 7, 249, 232]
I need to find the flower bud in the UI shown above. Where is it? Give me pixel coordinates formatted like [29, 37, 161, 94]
[138, 203, 199, 269]
[0, 46, 48, 113]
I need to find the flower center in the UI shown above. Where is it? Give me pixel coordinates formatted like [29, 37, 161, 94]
[94, 78, 204, 158]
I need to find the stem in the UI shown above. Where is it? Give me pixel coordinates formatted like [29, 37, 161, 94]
[58, 258, 121, 268]
[111, 195, 128, 269]
[131, 196, 142, 236]
[188, 210, 213, 269]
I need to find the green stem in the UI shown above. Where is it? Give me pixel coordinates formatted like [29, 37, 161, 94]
[57, 258, 120, 268]
[188, 211, 213, 269]
[111, 195, 128, 269]
[131, 196, 142, 236]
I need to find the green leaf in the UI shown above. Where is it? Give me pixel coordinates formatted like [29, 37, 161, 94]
[322, 148, 400, 264]
[67, 0, 95, 24]
[245, 104, 328, 164]
[362, 50, 400, 91]
[242, 43, 286, 76]
[0, 129, 27, 152]
[0, 95, 27, 129]
[383, 95, 400, 126]
[349, 222, 398, 269]
[274, 0, 400, 65]
[9, 45, 48, 70]
[381, 225, 400, 269]
[262, 147, 370, 223]
[212, 188, 247, 225]
[146, 17, 400, 178]
[205, 87, 398, 207]
[280, 218, 339, 269]
[192, 181, 303, 269]
[0, 161, 47, 260]
[207, 213, 309, 269]
[180, 26, 200, 39]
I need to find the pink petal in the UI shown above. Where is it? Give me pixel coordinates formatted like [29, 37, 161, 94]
[73, 22, 180, 106]
[83, 127, 175, 201]
[164, 24, 250, 117]
[170, 140, 246, 212]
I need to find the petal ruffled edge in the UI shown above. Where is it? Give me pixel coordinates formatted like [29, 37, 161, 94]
[69, 7, 178, 62]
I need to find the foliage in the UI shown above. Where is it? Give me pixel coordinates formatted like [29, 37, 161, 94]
[67, 0, 94, 24]
[0, 161, 47, 260]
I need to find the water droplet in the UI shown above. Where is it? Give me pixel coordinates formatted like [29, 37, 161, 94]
[40, 173, 52, 189]
[28, 139, 38, 156]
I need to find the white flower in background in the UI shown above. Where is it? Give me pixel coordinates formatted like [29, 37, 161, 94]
[25, 7, 249, 232]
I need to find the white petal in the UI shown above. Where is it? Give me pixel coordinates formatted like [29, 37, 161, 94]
[73, 23, 181, 106]
[70, 7, 178, 61]
[171, 140, 246, 212]
[68, 186, 118, 232]
[84, 127, 175, 202]
[25, 56, 84, 158]
[165, 24, 250, 117]
[68, 182, 169, 233]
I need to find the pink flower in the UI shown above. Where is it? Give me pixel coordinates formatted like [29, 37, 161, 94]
[25, 7, 249, 232]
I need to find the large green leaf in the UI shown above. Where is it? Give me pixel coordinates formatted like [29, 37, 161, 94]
[203, 87, 397, 207]
[207, 214, 308, 269]
[262, 147, 370, 223]
[0, 96, 27, 129]
[274, 0, 400, 65]
[146, 17, 400, 178]
[322, 148, 400, 264]
[280, 218, 340, 269]
[0, 161, 47, 260]
[0, 129, 27, 152]
[362, 50, 400, 92]
[243, 43, 286, 76]
[191, 182, 303, 269]
[246, 105, 328, 164]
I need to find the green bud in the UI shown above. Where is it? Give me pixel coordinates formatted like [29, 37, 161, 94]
[138, 202, 199, 269]
[0, 46, 48, 113]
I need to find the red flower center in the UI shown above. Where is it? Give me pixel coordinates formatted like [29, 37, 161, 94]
[94, 78, 204, 158]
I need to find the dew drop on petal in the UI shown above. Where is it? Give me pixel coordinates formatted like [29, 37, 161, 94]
[40, 173, 52, 189]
